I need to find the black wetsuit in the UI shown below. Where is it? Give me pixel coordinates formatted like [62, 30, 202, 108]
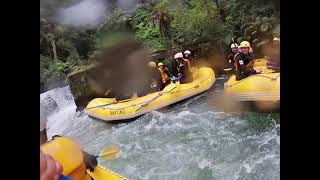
[171, 60, 180, 77]
[177, 59, 193, 84]
[234, 53, 257, 80]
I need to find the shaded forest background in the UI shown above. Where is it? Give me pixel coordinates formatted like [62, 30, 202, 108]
[40, 0, 280, 92]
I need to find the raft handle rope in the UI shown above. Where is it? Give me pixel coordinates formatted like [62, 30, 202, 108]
[134, 92, 164, 112]
[254, 74, 280, 81]
[129, 73, 212, 112]
[86, 101, 117, 110]
[88, 69, 212, 111]
[85, 97, 140, 110]
[225, 73, 280, 88]
[135, 80, 183, 112]
[85, 76, 183, 110]
[135, 72, 212, 112]
[94, 84, 177, 111]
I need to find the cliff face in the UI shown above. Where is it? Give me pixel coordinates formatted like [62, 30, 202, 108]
[67, 64, 112, 110]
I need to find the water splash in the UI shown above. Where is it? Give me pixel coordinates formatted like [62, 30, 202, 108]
[40, 78, 280, 180]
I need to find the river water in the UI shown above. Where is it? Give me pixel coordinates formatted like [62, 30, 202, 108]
[40, 76, 280, 180]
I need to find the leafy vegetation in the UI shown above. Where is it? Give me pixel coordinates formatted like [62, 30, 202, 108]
[40, 0, 279, 92]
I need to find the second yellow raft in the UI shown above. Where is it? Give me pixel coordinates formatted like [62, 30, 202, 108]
[85, 67, 216, 121]
[224, 58, 280, 102]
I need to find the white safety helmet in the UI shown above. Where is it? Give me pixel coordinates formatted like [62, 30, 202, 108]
[273, 37, 280, 42]
[230, 43, 238, 49]
[174, 52, 184, 59]
[184, 50, 191, 55]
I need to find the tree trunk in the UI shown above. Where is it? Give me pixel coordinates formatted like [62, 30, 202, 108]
[214, 0, 226, 22]
[272, 0, 280, 11]
[51, 38, 57, 60]
[215, 0, 220, 9]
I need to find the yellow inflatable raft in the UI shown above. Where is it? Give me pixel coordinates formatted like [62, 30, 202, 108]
[86, 165, 127, 180]
[224, 58, 280, 102]
[41, 137, 127, 180]
[85, 67, 216, 121]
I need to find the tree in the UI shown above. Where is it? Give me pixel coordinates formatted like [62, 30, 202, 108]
[151, 4, 172, 38]
[40, 0, 280, 92]
[214, 0, 227, 22]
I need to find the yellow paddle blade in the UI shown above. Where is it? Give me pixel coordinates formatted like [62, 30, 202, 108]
[99, 145, 120, 161]
[224, 68, 232, 71]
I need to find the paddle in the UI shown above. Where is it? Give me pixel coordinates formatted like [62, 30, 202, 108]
[95, 144, 120, 160]
[224, 68, 232, 72]
[134, 81, 178, 113]
[59, 145, 120, 180]
[85, 145, 120, 180]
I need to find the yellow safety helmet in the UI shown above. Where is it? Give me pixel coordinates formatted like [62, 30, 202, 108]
[158, 62, 164, 67]
[273, 37, 280, 42]
[239, 41, 250, 48]
[148, 61, 157, 68]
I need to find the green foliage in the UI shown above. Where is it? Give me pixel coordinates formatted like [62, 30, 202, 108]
[40, 18, 95, 91]
[69, 31, 95, 59]
[132, 7, 166, 51]
[40, 0, 280, 92]
[223, 0, 279, 46]
[171, 0, 224, 45]
[40, 55, 52, 91]
[97, 9, 132, 36]
[49, 61, 71, 78]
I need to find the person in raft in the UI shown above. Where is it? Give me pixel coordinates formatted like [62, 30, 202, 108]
[157, 62, 172, 90]
[234, 41, 262, 80]
[174, 52, 193, 83]
[225, 43, 239, 73]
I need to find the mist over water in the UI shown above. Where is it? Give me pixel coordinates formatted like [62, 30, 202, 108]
[58, 0, 108, 28]
[41, 0, 141, 28]
[117, 0, 140, 11]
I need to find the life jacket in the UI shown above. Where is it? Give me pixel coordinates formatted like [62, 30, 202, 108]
[233, 53, 253, 71]
[158, 68, 169, 84]
[40, 137, 91, 180]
